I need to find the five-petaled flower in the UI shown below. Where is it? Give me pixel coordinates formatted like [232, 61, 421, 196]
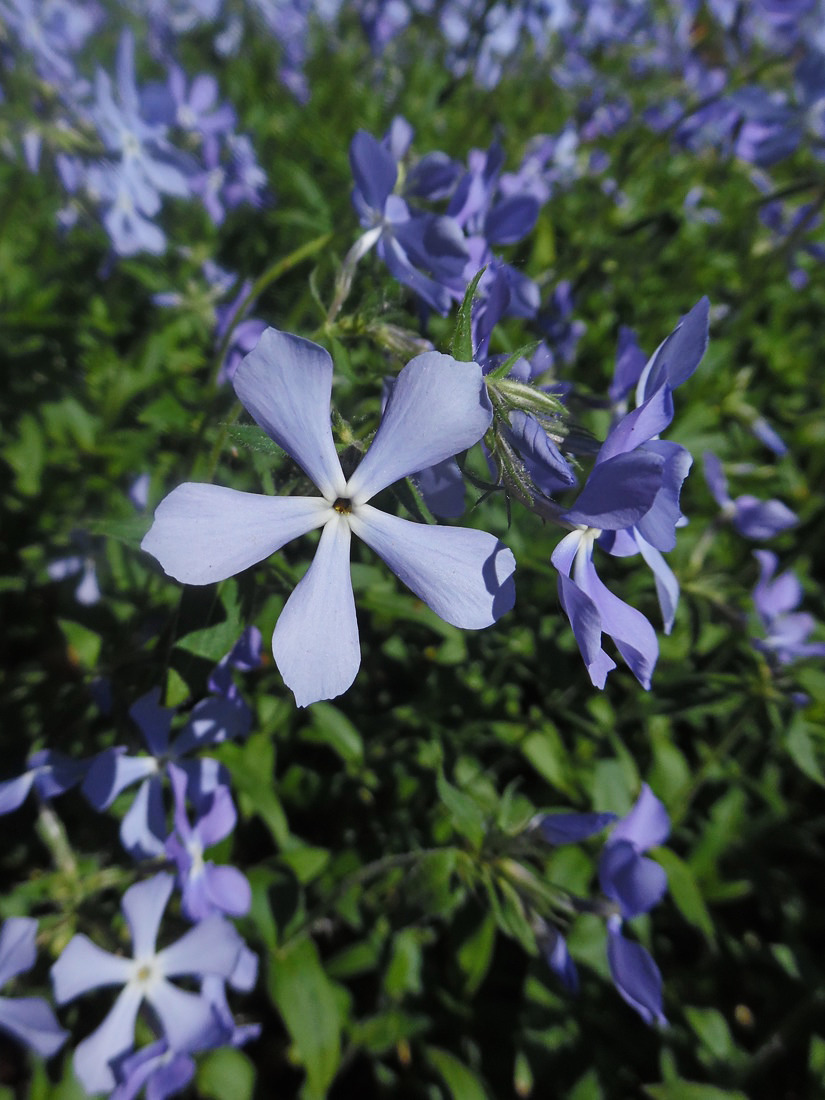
[142, 328, 516, 707]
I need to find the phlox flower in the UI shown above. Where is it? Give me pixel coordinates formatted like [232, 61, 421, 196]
[51, 872, 243, 1094]
[142, 329, 515, 707]
[0, 918, 68, 1057]
[0, 749, 87, 816]
[703, 451, 797, 540]
[752, 550, 825, 666]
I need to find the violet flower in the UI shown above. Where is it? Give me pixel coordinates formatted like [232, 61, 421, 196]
[0, 750, 87, 816]
[51, 872, 243, 1094]
[0, 918, 68, 1057]
[703, 451, 798, 540]
[142, 328, 516, 707]
[752, 550, 825, 666]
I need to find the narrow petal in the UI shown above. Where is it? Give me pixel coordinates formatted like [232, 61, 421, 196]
[129, 688, 173, 756]
[346, 354, 492, 505]
[535, 812, 617, 845]
[51, 935, 132, 1004]
[612, 783, 670, 849]
[638, 296, 709, 400]
[0, 995, 68, 1057]
[636, 535, 680, 634]
[350, 507, 515, 628]
[556, 573, 616, 689]
[0, 918, 37, 985]
[606, 924, 667, 1027]
[598, 384, 674, 463]
[195, 786, 238, 849]
[576, 556, 658, 690]
[142, 485, 331, 584]
[157, 916, 241, 981]
[123, 873, 174, 961]
[540, 927, 579, 993]
[272, 516, 360, 707]
[232, 329, 347, 500]
[73, 985, 143, 1094]
[120, 776, 167, 860]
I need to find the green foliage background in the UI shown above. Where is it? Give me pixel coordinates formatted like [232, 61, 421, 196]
[1, 10, 825, 1099]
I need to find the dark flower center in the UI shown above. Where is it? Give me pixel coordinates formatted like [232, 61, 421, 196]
[333, 497, 353, 514]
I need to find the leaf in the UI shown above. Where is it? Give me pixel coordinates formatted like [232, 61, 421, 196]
[226, 423, 285, 458]
[305, 702, 364, 764]
[785, 712, 825, 786]
[215, 733, 290, 848]
[457, 910, 497, 995]
[654, 849, 716, 946]
[684, 1006, 737, 1063]
[175, 618, 242, 662]
[196, 1049, 256, 1100]
[644, 1082, 748, 1100]
[268, 936, 342, 1100]
[425, 1046, 489, 1100]
[450, 267, 487, 362]
[437, 771, 485, 849]
[87, 515, 150, 547]
[58, 620, 101, 670]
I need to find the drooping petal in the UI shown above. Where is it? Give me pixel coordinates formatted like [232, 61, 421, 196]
[346, 354, 492, 505]
[232, 328, 347, 500]
[576, 556, 658, 690]
[0, 995, 69, 1057]
[51, 935, 133, 1004]
[72, 985, 143, 1094]
[350, 506, 515, 628]
[0, 918, 37, 986]
[606, 922, 667, 1027]
[599, 841, 668, 918]
[636, 534, 681, 634]
[535, 812, 617, 845]
[157, 916, 241, 981]
[272, 516, 360, 707]
[123, 873, 174, 961]
[611, 783, 671, 850]
[142, 485, 332, 585]
[556, 572, 617, 689]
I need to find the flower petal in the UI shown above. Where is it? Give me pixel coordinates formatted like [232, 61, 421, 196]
[272, 516, 361, 707]
[600, 841, 668, 918]
[0, 773, 36, 817]
[535, 812, 617, 845]
[0, 918, 37, 986]
[157, 916, 241, 981]
[350, 506, 515, 628]
[232, 328, 347, 500]
[145, 980, 219, 1051]
[346, 354, 492, 505]
[73, 985, 143, 1094]
[51, 935, 133, 1004]
[142, 485, 331, 585]
[0, 995, 68, 1057]
[611, 783, 670, 850]
[82, 749, 157, 811]
[563, 450, 665, 530]
[606, 923, 667, 1027]
[123, 873, 174, 961]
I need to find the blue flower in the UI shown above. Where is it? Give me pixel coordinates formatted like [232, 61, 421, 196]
[752, 551, 825, 666]
[142, 329, 516, 707]
[0, 918, 68, 1057]
[51, 872, 243, 1094]
[703, 451, 798, 540]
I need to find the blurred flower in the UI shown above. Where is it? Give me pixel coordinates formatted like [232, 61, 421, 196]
[703, 451, 797, 539]
[752, 551, 825, 666]
[0, 918, 68, 1057]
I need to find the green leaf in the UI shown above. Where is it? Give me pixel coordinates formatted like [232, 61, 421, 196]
[87, 515, 150, 547]
[196, 1049, 256, 1100]
[485, 341, 542, 381]
[58, 620, 101, 670]
[457, 910, 497, 995]
[785, 712, 825, 786]
[644, 1082, 748, 1100]
[175, 618, 242, 662]
[450, 267, 487, 362]
[654, 848, 715, 946]
[215, 733, 290, 848]
[426, 1046, 489, 1100]
[437, 771, 485, 849]
[226, 423, 286, 458]
[268, 936, 342, 1100]
[305, 702, 364, 764]
[684, 1006, 737, 1062]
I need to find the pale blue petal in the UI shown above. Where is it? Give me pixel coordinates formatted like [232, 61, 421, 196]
[120, 776, 166, 860]
[606, 923, 667, 1027]
[123, 873, 174, 961]
[51, 935, 132, 1003]
[142, 485, 331, 584]
[73, 985, 143, 1094]
[157, 916, 241, 981]
[272, 516, 360, 707]
[350, 506, 515, 628]
[0, 773, 36, 816]
[598, 384, 674, 463]
[145, 981, 217, 1051]
[577, 555, 658, 689]
[556, 572, 616, 689]
[0, 918, 37, 985]
[637, 535, 680, 634]
[0, 995, 68, 1057]
[346, 354, 492, 505]
[232, 328, 347, 499]
[82, 749, 157, 811]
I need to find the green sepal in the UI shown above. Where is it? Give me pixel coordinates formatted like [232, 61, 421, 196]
[450, 267, 487, 362]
